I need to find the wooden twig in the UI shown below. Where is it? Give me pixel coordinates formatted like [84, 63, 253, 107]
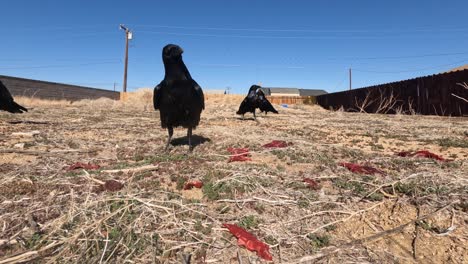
[83, 170, 105, 185]
[102, 164, 159, 174]
[285, 210, 354, 225]
[360, 173, 423, 201]
[216, 196, 297, 206]
[451, 93, 468, 103]
[0, 241, 63, 264]
[301, 201, 385, 237]
[0, 149, 97, 156]
[412, 199, 421, 260]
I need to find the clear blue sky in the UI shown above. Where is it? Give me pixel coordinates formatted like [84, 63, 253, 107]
[1, 0, 468, 94]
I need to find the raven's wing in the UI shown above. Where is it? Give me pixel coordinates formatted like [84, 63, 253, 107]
[236, 97, 250, 115]
[153, 82, 162, 110]
[259, 96, 278, 113]
[192, 80, 204, 110]
[0, 81, 14, 103]
[0, 81, 28, 113]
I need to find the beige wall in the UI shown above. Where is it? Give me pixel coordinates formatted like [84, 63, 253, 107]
[270, 93, 300, 97]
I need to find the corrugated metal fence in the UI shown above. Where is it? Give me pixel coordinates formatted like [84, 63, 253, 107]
[0, 75, 120, 101]
[316, 69, 468, 116]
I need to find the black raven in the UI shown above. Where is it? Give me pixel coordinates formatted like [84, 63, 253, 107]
[256, 88, 278, 115]
[236, 85, 260, 119]
[0, 80, 28, 113]
[153, 44, 204, 152]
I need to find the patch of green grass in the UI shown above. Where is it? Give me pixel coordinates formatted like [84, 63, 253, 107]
[202, 171, 250, 200]
[216, 205, 230, 214]
[271, 150, 287, 161]
[238, 215, 260, 230]
[253, 203, 266, 214]
[307, 234, 330, 249]
[108, 227, 122, 241]
[166, 192, 180, 200]
[194, 220, 213, 235]
[264, 235, 278, 245]
[202, 181, 239, 200]
[393, 181, 451, 197]
[366, 192, 384, 201]
[25, 233, 43, 249]
[110, 200, 126, 212]
[144, 153, 189, 164]
[276, 165, 286, 172]
[64, 170, 81, 177]
[436, 138, 468, 148]
[176, 177, 187, 190]
[369, 142, 384, 151]
[334, 179, 367, 196]
[297, 198, 310, 208]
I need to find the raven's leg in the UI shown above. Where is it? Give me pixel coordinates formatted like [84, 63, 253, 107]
[253, 110, 256, 120]
[242, 114, 245, 120]
[165, 126, 173, 151]
[187, 127, 193, 152]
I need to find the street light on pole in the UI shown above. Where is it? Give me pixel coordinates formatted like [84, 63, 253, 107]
[119, 24, 132, 93]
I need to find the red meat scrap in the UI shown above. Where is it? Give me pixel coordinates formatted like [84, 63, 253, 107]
[183, 180, 203, 190]
[67, 162, 100, 171]
[339, 162, 385, 175]
[263, 140, 293, 148]
[396, 150, 450, 161]
[227, 147, 252, 162]
[223, 223, 273, 261]
[303, 178, 321, 190]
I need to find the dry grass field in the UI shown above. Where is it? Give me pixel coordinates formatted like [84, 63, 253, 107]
[0, 92, 467, 263]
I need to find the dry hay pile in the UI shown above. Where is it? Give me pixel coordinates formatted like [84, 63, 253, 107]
[0, 94, 467, 263]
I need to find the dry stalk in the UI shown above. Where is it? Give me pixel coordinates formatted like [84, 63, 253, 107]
[102, 164, 159, 174]
[451, 82, 468, 103]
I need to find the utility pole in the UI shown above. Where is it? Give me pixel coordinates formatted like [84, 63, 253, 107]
[119, 24, 132, 93]
[349, 68, 352, 90]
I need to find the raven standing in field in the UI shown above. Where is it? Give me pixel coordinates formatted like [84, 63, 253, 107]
[0, 80, 28, 113]
[256, 88, 278, 115]
[236, 85, 261, 119]
[153, 44, 204, 152]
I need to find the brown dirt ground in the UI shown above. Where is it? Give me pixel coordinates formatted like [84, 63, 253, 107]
[0, 94, 467, 263]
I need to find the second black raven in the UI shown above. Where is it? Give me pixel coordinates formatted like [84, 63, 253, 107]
[0, 80, 28, 113]
[236, 85, 260, 119]
[153, 44, 205, 152]
[256, 88, 278, 115]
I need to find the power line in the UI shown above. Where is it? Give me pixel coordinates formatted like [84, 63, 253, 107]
[132, 24, 468, 33]
[353, 59, 468, 74]
[137, 30, 468, 40]
[326, 52, 468, 61]
[0, 61, 121, 70]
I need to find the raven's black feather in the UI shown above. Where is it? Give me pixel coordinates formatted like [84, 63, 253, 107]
[0, 80, 28, 113]
[257, 89, 278, 114]
[236, 85, 260, 116]
[153, 44, 204, 151]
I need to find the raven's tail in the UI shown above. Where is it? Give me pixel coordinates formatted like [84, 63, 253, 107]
[9, 101, 28, 113]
